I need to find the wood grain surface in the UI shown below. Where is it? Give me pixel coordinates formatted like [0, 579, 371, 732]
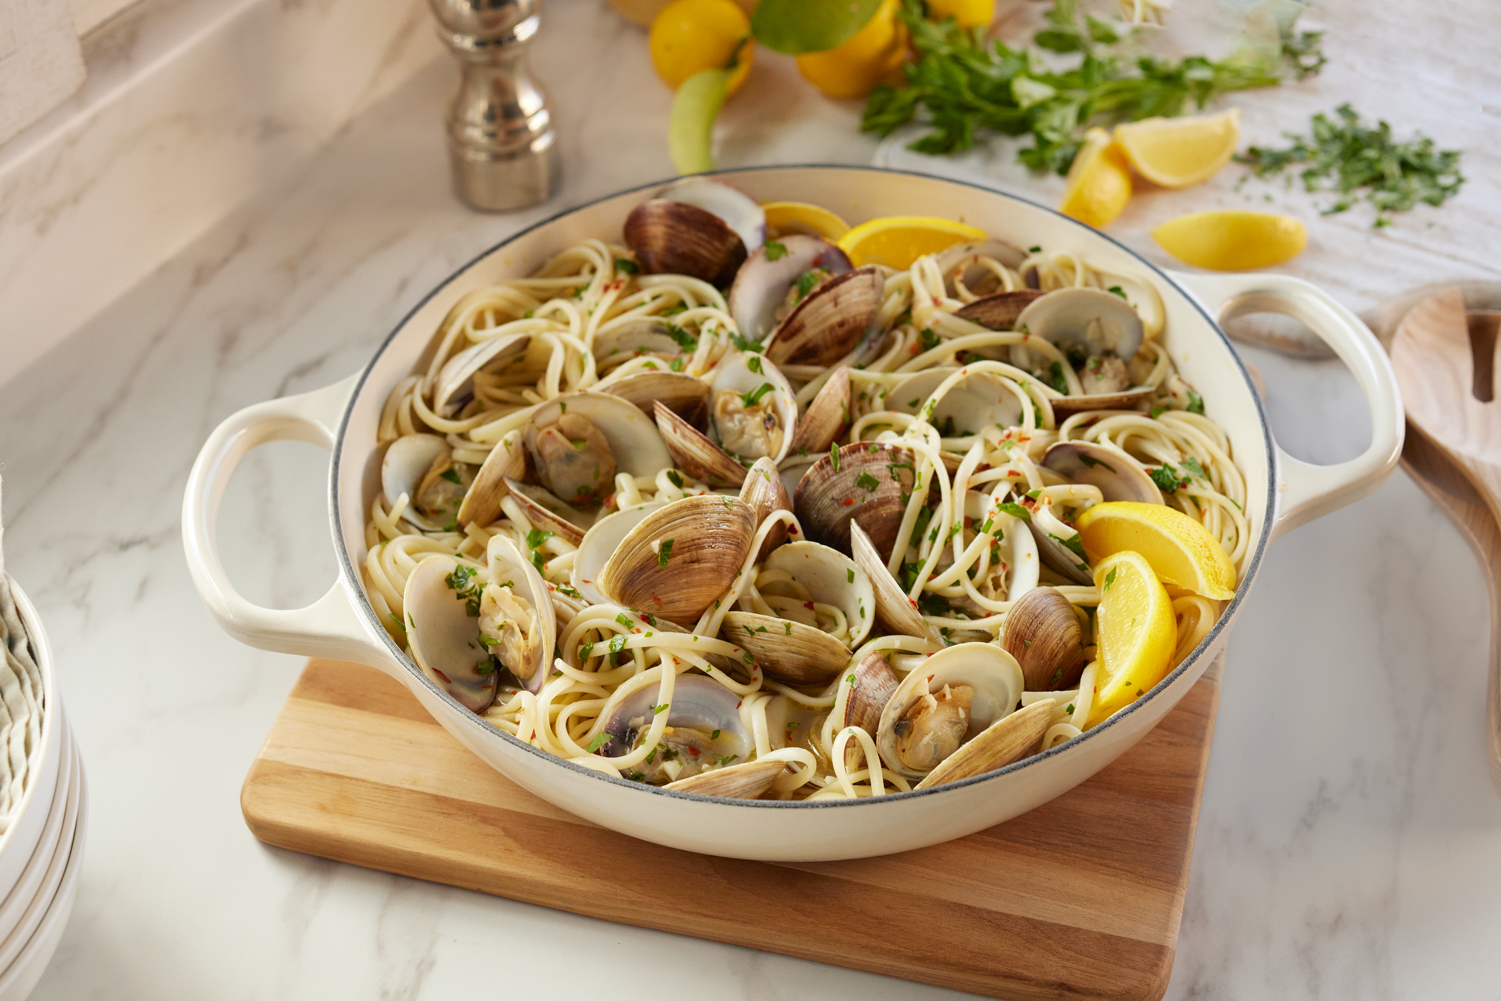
[243, 658, 1223, 1001]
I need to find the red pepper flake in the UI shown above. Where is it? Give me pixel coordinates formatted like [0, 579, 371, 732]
[788, 525, 799, 534]
[582, 579, 592, 584]
[652, 596, 664, 608]
[688, 747, 700, 757]
[433, 669, 452, 684]
[843, 498, 856, 506]
[909, 598, 919, 609]
[804, 601, 816, 610]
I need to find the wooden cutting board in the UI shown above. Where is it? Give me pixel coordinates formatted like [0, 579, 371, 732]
[242, 657, 1222, 1001]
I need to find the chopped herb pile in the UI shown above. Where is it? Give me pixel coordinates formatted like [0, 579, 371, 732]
[863, 0, 1323, 173]
[1237, 103, 1465, 227]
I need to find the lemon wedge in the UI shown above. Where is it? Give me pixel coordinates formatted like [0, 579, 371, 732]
[1151, 210, 1307, 271]
[1113, 108, 1241, 189]
[836, 216, 988, 269]
[1075, 501, 1237, 600]
[1087, 551, 1177, 728]
[1059, 127, 1132, 229]
[762, 201, 851, 241]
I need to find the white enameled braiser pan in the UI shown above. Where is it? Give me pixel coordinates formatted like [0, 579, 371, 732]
[182, 167, 1402, 861]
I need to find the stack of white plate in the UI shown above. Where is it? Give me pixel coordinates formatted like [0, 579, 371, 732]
[0, 580, 86, 1001]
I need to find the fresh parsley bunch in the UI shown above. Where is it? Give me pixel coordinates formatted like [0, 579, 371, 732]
[863, 0, 1323, 173]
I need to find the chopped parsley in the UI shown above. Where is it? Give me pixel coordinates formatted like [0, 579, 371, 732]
[763, 240, 788, 261]
[1106, 285, 1127, 300]
[746, 355, 763, 374]
[443, 565, 484, 617]
[729, 330, 762, 353]
[439, 468, 462, 484]
[1102, 566, 1117, 592]
[740, 382, 775, 407]
[586, 732, 612, 752]
[1186, 389, 1205, 415]
[657, 538, 675, 569]
[795, 270, 821, 300]
[1047, 361, 1068, 394]
[614, 258, 639, 275]
[1077, 453, 1116, 473]
[666, 469, 684, 489]
[998, 502, 1031, 522]
[830, 442, 841, 472]
[855, 470, 881, 493]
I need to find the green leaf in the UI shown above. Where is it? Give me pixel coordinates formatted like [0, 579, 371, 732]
[657, 539, 674, 569]
[740, 382, 775, 407]
[586, 732, 612, 752]
[614, 258, 639, 275]
[763, 240, 788, 261]
[526, 528, 554, 550]
[751, 0, 883, 55]
[669, 69, 732, 175]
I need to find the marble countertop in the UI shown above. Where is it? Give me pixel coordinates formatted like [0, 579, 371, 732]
[4, 0, 1500, 997]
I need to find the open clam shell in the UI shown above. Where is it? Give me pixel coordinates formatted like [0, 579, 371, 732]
[383, 434, 469, 532]
[954, 290, 1045, 330]
[483, 535, 558, 694]
[787, 367, 851, 457]
[838, 650, 900, 771]
[502, 477, 586, 546]
[892, 367, 1023, 444]
[794, 441, 917, 561]
[592, 317, 689, 372]
[522, 391, 674, 505]
[739, 457, 792, 561]
[1049, 386, 1155, 415]
[728, 234, 852, 343]
[657, 352, 798, 485]
[765, 266, 884, 368]
[875, 642, 1025, 782]
[913, 699, 1054, 791]
[571, 500, 665, 605]
[597, 674, 761, 791]
[1001, 586, 1084, 690]
[598, 494, 757, 626]
[456, 429, 526, 529]
[849, 521, 940, 642]
[1014, 286, 1145, 362]
[666, 758, 788, 799]
[1042, 441, 1163, 504]
[1028, 503, 1092, 585]
[721, 541, 873, 686]
[602, 370, 709, 427]
[401, 555, 499, 712]
[432, 332, 531, 418]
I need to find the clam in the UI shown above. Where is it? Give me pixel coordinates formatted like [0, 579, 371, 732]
[502, 477, 586, 546]
[402, 555, 498, 711]
[522, 391, 673, 507]
[933, 241, 1028, 298]
[914, 699, 1055, 790]
[571, 500, 665, 606]
[727, 235, 853, 343]
[739, 457, 792, 562]
[794, 441, 917, 560]
[655, 351, 798, 486]
[875, 642, 1026, 784]
[764, 267, 885, 368]
[836, 651, 900, 770]
[786, 367, 851, 457]
[597, 494, 756, 626]
[720, 541, 874, 687]
[1042, 441, 1163, 504]
[1028, 502, 1092, 585]
[479, 535, 557, 693]
[596, 675, 770, 794]
[890, 367, 1023, 443]
[601, 370, 709, 427]
[1001, 586, 1084, 690]
[954, 290, 1045, 330]
[1013, 287, 1154, 412]
[432, 332, 531, 418]
[623, 179, 766, 287]
[666, 758, 788, 798]
[592, 318, 690, 372]
[456, 429, 526, 529]
[383, 434, 472, 532]
[849, 521, 941, 642]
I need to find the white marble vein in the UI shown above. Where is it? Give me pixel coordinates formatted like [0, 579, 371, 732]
[0, 1, 1496, 998]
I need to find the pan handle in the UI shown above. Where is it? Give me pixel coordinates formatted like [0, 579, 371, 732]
[1171, 271, 1404, 541]
[180, 374, 398, 672]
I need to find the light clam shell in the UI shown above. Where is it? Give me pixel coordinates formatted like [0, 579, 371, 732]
[401, 555, 498, 712]
[954, 290, 1045, 330]
[1041, 441, 1163, 504]
[720, 541, 874, 686]
[738, 457, 791, 562]
[501, 477, 586, 546]
[485, 535, 558, 694]
[787, 367, 852, 457]
[382, 434, 453, 532]
[1013, 286, 1145, 362]
[598, 495, 757, 626]
[571, 500, 666, 605]
[666, 758, 787, 799]
[655, 402, 750, 486]
[597, 674, 752, 761]
[838, 651, 900, 771]
[765, 266, 885, 368]
[623, 199, 747, 287]
[432, 332, 531, 418]
[601, 370, 709, 427]
[655, 352, 799, 485]
[913, 699, 1055, 791]
[592, 318, 687, 371]
[793, 441, 917, 561]
[934, 240, 1028, 297]
[893, 367, 1023, 444]
[727, 234, 852, 342]
[875, 642, 1026, 782]
[522, 390, 675, 484]
[457, 429, 526, 529]
[1001, 586, 1084, 690]
[849, 521, 941, 642]
[1028, 503, 1093, 585]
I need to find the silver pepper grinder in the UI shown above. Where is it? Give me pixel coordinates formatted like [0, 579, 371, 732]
[428, 0, 558, 211]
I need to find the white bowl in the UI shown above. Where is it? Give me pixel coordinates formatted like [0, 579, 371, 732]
[183, 166, 1404, 861]
[0, 582, 63, 895]
[0, 708, 72, 950]
[0, 741, 85, 1001]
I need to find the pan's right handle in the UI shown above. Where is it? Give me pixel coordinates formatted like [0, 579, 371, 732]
[1171, 270, 1405, 541]
[181, 374, 398, 673]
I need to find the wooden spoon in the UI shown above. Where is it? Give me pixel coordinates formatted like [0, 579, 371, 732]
[1390, 288, 1501, 794]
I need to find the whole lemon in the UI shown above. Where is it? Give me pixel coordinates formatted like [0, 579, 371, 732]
[650, 0, 754, 94]
[928, 0, 995, 29]
[795, 0, 907, 100]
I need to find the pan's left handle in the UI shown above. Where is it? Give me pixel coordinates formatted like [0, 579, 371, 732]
[181, 374, 399, 673]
